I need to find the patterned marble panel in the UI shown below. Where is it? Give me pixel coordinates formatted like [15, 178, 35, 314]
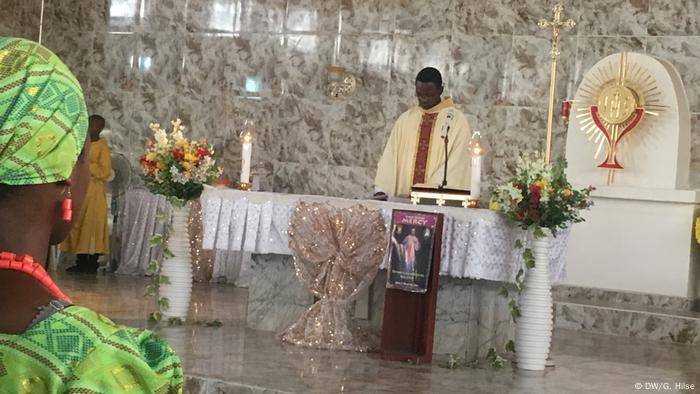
[77, 0, 108, 32]
[108, 0, 141, 32]
[339, 0, 394, 34]
[136, 32, 185, 93]
[490, 106, 549, 180]
[222, 34, 283, 98]
[392, 0, 454, 35]
[455, 0, 518, 35]
[183, 34, 228, 96]
[647, 36, 700, 113]
[552, 284, 698, 311]
[329, 99, 387, 168]
[0, 0, 16, 36]
[234, 0, 287, 34]
[648, 0, 700, 36]
[246, 254, 314, 333]
[508, 35, 577, 107]
[576, 0, 649, 37]
[451, 33, 512, 107]
[178, 93, 231, 141]
[138, 0, 187, 34]
[390, 32, 452, 101]
[461, 104, 509, 186]
[275, 97, 332, 164]
[556, 302, 699, 344]
[9, 0, 42, 40]
[272, 162, 333, 195]
[88, 32, 137, 93]
[275, 34, 335, 99]
[511, 0, 580, 36]
[40, 28, 95, 89]
[323, 165, 374, 199]
[286, 0, 340, 33]
[573, 36, 647, 88]
[337, 34, 391, 97]
[130, 90, 184, 146]
[186, 0, 237, 33]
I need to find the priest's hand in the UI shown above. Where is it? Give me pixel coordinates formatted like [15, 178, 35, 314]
[373, 192, 388, 201]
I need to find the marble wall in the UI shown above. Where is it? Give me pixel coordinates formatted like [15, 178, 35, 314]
[4, 0, 700, 196]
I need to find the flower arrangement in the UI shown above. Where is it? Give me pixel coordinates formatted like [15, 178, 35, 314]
[139, 119, 222, 204]
[489, 153, 594, 233]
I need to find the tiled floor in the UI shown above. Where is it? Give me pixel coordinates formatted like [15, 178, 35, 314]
[53, 272, 700, 394]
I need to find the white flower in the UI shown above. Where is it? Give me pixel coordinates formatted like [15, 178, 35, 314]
[170, 165, 190, 184]
[171, 118, 185, 142]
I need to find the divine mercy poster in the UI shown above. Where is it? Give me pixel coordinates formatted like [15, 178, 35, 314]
[386, 210, 439, 293]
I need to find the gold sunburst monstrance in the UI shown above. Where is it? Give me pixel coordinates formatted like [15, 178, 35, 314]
[575, 51, 666, 184]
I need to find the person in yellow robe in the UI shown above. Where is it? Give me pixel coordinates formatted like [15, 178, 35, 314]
[63, 115, 112, 273]
[374, 67, 473, 199]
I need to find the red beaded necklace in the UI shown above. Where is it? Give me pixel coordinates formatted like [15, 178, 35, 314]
[0, 252, 71, 302]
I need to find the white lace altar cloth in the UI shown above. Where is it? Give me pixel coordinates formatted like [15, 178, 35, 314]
[201, 187, 569, 282]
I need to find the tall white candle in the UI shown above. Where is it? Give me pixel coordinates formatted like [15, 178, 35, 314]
[470, 155, 482, 200]
[240, 141, 252, 184]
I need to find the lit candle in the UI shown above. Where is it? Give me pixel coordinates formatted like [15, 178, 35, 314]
[239, 123, 254, 187]
[470, 131, 483, 201]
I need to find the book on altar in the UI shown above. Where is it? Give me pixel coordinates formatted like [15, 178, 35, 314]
[386, 210, 440, 293]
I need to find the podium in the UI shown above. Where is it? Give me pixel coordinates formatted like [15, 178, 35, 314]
[380, 212, 444, 363]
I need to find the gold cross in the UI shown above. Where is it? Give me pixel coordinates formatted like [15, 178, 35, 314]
[538, 4, 576, 60]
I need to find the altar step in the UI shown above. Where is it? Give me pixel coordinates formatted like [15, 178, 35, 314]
[552, 286, 700, 345]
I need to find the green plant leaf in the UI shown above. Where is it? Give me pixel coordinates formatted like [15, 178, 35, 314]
[148, 311, 162, 323]
[205, 319, 223, 327]
[149, 234, 163, 247]
[158, 297, 170, 311]
[167, 317, 184, 326]
[514, 239, 523, 249]
[163, 248, 175, 259]
[144, 285, 157, 298]
[508, 300, 521, 322]
[505, 340, 515, 353]
[498, 286, 509, 298]
[146, 260, 159, 275]
[158, 275, 171, 285]
[532, 226, 545, 239]
[523, 248, 535, 269]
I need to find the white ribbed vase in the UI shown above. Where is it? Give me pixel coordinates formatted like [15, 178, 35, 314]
[515, 228, 554, 371]
[159, 204, 192, 320]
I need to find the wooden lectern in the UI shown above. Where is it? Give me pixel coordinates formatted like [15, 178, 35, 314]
[380, 212, 444, 363]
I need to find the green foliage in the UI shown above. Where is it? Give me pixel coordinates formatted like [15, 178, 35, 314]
[489, 155, 594, 233]
[486, 348, 506, 369]
[158, 297, 170, 311]
[505, 340, 515, 353]
[149, 234, 163, 247]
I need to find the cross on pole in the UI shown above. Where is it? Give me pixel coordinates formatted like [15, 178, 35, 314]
[539, 4, 576, 162]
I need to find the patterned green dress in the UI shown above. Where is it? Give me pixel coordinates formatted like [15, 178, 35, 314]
[0, 306, 183, 393]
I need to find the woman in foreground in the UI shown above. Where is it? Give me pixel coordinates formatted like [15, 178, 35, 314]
[0, 37, 183, 393]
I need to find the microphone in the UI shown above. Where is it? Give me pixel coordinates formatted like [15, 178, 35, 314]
[441, 109, 455, 138]
[439, 109, 455, 189]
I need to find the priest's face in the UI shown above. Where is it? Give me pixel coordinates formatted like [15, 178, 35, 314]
[415, 81, 443, 110]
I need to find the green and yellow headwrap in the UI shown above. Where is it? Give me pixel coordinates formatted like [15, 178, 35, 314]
[0, 37, 88, 185]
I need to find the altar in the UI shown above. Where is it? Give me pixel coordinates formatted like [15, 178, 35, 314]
[199, 186, 570, 358]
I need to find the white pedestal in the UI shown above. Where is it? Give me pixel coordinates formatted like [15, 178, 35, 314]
[562, 186, 700, 299]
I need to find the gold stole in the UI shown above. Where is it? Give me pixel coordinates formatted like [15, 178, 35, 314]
[411, 112, 439, 185]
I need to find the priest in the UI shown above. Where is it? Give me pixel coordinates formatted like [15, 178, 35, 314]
[374, 67, 473, 199]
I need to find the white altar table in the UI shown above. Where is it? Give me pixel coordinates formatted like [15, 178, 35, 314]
[201, 186, 570, 283]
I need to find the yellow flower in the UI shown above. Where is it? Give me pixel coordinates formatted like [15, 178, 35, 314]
[176, 139, 189, 149]
[182, 161, 192, 171]
[562, 189, 572, 198]
[488, 199, 500, 211]
[534, 179, 547, 189]
[184, 153, 197, 162]
[146, 152, 157, 161]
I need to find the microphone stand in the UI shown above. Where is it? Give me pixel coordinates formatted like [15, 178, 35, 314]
[439, 125, 450, 190]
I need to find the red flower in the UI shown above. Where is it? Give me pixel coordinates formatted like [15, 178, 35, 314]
[528, 208, 541, 221]
[172, 148, 184, 160]
[515, 211, 525, 221]
[529, 185, 541, 204]
[196, 148, 210, 158]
